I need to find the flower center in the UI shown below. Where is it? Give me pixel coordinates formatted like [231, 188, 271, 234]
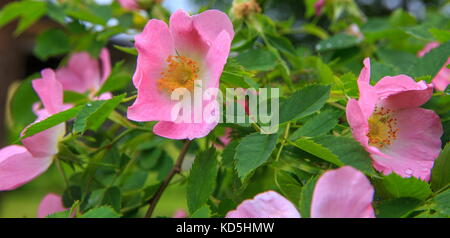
[367, 107, 399, 148]
[157, 55, 200, 94]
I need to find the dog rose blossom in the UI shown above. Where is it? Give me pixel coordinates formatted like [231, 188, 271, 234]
[0, 69, 67, 191]
[226, 166, 375, 218]
[127, 9, 234, 140]
[56, 48, 112, 100]
[346, 58, 443, 181]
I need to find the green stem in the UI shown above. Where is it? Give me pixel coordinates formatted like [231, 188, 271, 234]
[144, 140, 193, 218]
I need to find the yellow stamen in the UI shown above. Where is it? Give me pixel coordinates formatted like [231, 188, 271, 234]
[158, 55, 200, 94]
[367, 107, 399, 148]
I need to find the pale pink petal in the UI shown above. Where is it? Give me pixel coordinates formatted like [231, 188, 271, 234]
[172, 210, 187, 218]
[127, 20, 178, 122]
[118, 0, 139, 10]
[169, 9, 210, 58]
[0, 145, 53, 191]
[314, 0, 325, 16]
[432, 58, 450, 91]
[417, 42, 440, 57]
[225, 191, 301, 218]
[21, 123, 65, 158]
[346, 99, 370, 147]
[356, 58, 378, 120]
[311, 166, 375, 218]
[32, 69, 64, 115]
[56, 52, 101, 93]
[99, 48, 112, 84]
[375, 75, 433, 109]
[192, 10, 234, 44]
[37, 193, 66, 218]
[371, 108, 442, 181]
[153, 120, 219, 140]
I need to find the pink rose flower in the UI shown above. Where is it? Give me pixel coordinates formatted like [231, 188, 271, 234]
[127, 10, 234, 140]
[37, 193, 67, 218]
[226, 166, 375, 218]
[118, 0, 140, 10]
[56, 48, 112, 99]
[0, 69, 68, 191]
[346, 58, 443, 181]
[417, 42, 450, 91]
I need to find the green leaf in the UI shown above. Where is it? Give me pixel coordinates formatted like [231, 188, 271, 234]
[235, 48, 277, 71]
[431, 143, 450, 191]
[407, 41, 450, 80]
[62, 185, 82, 208]
[376, 198, 422, 218]
[298, 176, 318, 218]
[191, 206, 211, 218]
[46, 210, 72, 218]
[222, 139, 240, 169]
[313, 136, 375, 174]
[73, 94, 125, 134]
[187, 148, 218, 213]
[235, 132, 279, 180]
[289, 110, 341, 140]
[113, 45, 138, 55]
[34, 29, 70, 60]
[279, 85, 330, 124]
[290, 138, 343, 166]
[377, 173, 432, 201]
[102, 187, 122, 213]
[429, 28, 450, 43]
[266, 34, 297, 55]
[370, 61, 398, 84]
[0, 0, 47, 35]
[20, 105, 83, 140]
[316, 33, 362, 52]
[275, 170, 302, 205]
[221, 58, 254, 88]
[433, 189, 450, 216]
[80, 206, 121, 218]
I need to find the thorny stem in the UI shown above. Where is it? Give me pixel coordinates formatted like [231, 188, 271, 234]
[144, 140, 193, 218]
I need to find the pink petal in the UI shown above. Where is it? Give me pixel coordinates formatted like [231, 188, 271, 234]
[225, 191, 301, 218]
[192, 10, 234, 46]
[32, 69, 64, 115]
[169, 9, 210, 58]
[417, 42, 440, 57]
[56, 51, 101, 93]
[118, 0, 140, 10]
[346, 99, 370, 147]
[153, 119, 219, 140]
[356, 58, 378, 120]
[37, 193, 66, 218]
[314, 0, 325, 16]
[311, 166, 375, 218]
[21, 122, 65, 158]
[172, 210, 187, 218]
[375, 75, 433, 109]
[127, 20, 178, 122]
[0, 145, 53, 191]
[432, 58, 450, 91]
[371, 108, 443, 181]
[99, 48, 112, 84]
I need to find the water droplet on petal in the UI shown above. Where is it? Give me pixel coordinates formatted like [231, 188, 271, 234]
[405, 168, 413, 175]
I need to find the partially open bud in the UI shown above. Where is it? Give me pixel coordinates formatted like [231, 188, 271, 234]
[232, 0, 262, 19]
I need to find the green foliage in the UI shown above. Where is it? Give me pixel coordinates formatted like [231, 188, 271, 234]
[431, 143, 450, 192]
[34, 29, 70, 60]
[376, 174, 432, 201]
[279, 85, 330, 124]
[80, 206, 121, 218]
[187, 148, 218, 214]
[235, 132, 278, 180]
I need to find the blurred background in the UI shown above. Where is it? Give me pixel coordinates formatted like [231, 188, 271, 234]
[0, 0, 447, 217]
